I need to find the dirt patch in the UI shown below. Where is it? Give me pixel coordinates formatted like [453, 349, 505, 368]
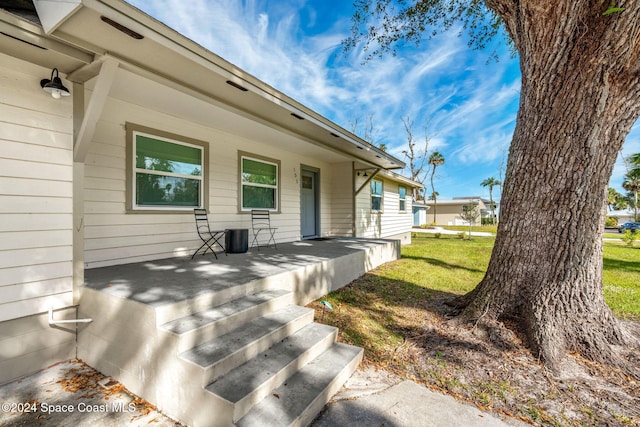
[309, 277, 640, 426]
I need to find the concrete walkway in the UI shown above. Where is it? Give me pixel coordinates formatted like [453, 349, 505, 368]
[312, 366, 526, 427]
[1, 361, 525, 427]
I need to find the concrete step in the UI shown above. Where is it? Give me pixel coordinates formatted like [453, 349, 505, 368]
[159, 289, 292, 351]
[179, 305, 314, 385]
[153, 279, 281, 326]
[236, 342, 364, 427]
[206, 322, 338, 422]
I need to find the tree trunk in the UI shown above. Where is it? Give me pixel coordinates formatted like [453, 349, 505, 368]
[457, 1, 640, 370]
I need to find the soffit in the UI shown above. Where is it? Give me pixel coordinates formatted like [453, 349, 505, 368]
[103, 68, 350, 164]
[47, 0, 404, 170]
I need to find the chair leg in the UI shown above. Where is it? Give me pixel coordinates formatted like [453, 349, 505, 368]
[211, 232, 227, 256]
[267, 230, 277, 249]
[251, 230, 261, 250]
[192, 237, 219, 259]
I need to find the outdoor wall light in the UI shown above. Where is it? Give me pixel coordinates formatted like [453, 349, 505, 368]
[40, 68, 70, 99]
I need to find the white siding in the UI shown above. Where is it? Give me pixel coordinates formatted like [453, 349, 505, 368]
[326, 162, 353, 237]
[83, 93, 348, 268]
[355, 175, 414, 240]
[0, 53, 74, 322]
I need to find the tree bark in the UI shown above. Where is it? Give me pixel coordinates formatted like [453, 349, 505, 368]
[457, 0, 640, 370]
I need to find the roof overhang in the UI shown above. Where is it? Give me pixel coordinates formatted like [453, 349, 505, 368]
[4, 0, 404, 170]
[374, 169, 422, 188]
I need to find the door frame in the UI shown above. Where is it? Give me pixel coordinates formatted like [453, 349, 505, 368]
[300, 164, 320, 239]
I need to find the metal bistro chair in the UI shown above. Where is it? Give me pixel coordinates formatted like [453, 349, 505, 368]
[250, 209, 277, 250]
[192, 209, 226, 259]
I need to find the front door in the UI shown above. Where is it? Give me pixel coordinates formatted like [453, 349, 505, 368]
[301, 169, 318, 238]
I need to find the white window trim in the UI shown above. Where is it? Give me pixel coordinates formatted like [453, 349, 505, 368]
[371, 179, 383, 213]
[240, 154, 279, 212]
[132, 130, 205, 211]
[399, 186, 407, 213]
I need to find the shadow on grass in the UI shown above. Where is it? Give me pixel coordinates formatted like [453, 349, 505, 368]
[312, 274, 516, 372]
[402, 255, 485, 273]
[603, 256, 640, 273]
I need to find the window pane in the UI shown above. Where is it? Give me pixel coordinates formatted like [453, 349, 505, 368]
[136, 135, 202, 176]
[371, 180, 382, 196]
[399, 187, 406, 199]
[372, 196, 382, 211]
[136, 173, 200, 206]
[242, 158, 276, 185]
[243, 185, 275, 209]
[400, 200, 406, 211]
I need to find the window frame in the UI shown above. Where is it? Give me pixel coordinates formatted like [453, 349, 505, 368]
[238, 151, 281, 213]
[399, 186, 407, 212]
[126, 123, 208, 212]
[371, 179, 383, 212]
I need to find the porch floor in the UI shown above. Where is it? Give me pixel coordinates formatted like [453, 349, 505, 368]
[84, 237, 396, 307]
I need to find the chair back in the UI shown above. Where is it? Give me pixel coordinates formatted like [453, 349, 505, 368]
[251, 209, 271, 229]
[194, 208, 211, 236]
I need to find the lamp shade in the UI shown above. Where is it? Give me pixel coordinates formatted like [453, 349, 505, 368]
[40, 68, 70, 99]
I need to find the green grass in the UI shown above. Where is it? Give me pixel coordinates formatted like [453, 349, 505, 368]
[370, 234, 638, 318]
[604, 232, 623, 240]
[424, 225, 498, 234]
[309, 234, 640, 427]
[401, 235, 492, 294]
[603, 241, 640, 319]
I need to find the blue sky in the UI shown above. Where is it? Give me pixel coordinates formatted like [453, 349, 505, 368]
[127, 0, 639, 201]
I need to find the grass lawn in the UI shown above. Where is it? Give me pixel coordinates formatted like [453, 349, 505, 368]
[603, 242, 640, 319]
[309, 234, 640, 426]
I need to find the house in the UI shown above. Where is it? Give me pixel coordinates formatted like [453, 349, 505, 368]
[607, 209, 637, 226]
[0, 1, 420, 425]
[412, 201, 430, 227]
[424, 197, 498, 225]
[355, 168, 422, 244]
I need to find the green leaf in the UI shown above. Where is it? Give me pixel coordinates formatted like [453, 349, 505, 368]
[603, 7, 625, 16]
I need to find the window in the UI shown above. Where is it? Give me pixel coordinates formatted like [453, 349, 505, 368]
[127, 124, 207, 211]
[371, 179, 383, 212]
[240, 153, 280, 211]
[399, 186, 407, 212]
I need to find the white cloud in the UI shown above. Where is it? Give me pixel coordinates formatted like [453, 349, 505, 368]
[126, 0, 524, 198]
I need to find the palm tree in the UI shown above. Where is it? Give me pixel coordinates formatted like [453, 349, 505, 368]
[629, 153, 640, 172]
[622, 169, 640, 222]
[428, 151, 444, 224]
[480, 177, 501, 225]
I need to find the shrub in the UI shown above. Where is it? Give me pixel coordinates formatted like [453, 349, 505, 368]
[622, 230, 639, 247]
[605, 217, 619, 228]
[434, 232, 441, 239]
[457, 232, 465, 240]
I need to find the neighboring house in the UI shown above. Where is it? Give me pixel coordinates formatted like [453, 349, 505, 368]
[608, 209, 637, 225]
[424, 197, 497, 225]
[0, 0, 420, 417]
[412, 201, 430, 227]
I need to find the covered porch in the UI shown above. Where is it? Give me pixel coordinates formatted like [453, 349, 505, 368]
[82, 237, 399, 308]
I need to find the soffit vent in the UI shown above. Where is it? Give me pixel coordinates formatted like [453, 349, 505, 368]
[0, 31, 46, 49]
[226, 80, 248, 91]
[100, 16, 144, 40]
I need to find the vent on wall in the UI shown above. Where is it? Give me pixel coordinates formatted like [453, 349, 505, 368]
[290, 113, 305, 120]
[100, 16, 144, 40]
